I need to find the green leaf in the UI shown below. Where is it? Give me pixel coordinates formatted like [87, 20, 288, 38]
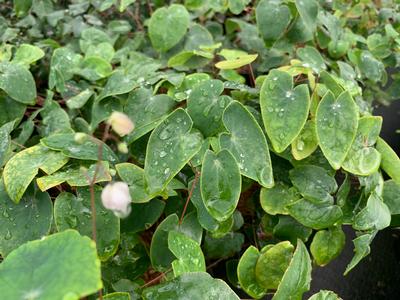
[316, 91, 359, 170]
[0, 230, 102, 300]
[342, 116, 382, 176]
[13, 0, 32, 17]
[144, 109, 202, 195]
[0, 184, 52, 257]
[382, 180, 400, 215]
[228, 0, 249, 14]
[96, 71, 137, 101]
[273, 216, 313, 245]
[142, 272, 239, 299]
[36, 162, 111, 191]
[201, 149, 241, 222]
[237, 246, 266, 299]
[260, 183, 300, 215]
[215, 54, 258, 70]
[0, 62, 36, 105]
[255, 241, 294, 290]
[104, 292, 131, 300]
[150, 213, 202, 271]
[289, 165, 337, 204]
[3, 145, 69, 203]
[148, 4, 190, 52]
[260, 70, 310, 153]
[310, 226, 345, 266]
[296, 46, 326, 73]
[272, 240, 312, 300]
[256, 0, 291, 44]
[353, 193, 391, 231]
[220, 101, 273, 187]
[41, 133, 118, 163]
[295, 0, 318, 34]
[204, 232, 244, 259]
[54, 188, 120, 261]
[357, 50, 385, 82]
[0, 95, 26, 127]
[288, 199, 342, 230]
[187, 79, 232, 137]
[66, 89, 94, 109]
[291, 120, 318, 160]
[12, 44, 44, 66]
[308, 290, 341, 300]
[0, 120, 15, 167]
[376, 137, 400, 184]
[344, 233, 375, 275]
[124, 88, 176, 143]
[168, 231, 206, 277]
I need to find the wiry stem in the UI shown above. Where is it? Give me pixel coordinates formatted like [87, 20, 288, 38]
[179, 170, 200, 225]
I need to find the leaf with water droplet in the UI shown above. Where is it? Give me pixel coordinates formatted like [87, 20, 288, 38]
[0, 230, 102, 300]
[289, 165, 337, 204]
[187, 79, 232, 137]
[0, 182, 53, 257]
[260, 70, 310, 153]
[260, 183, 300, 215]
[168, 230, 206, 277]
[145, 109, 202, 195]
[291, 120, 318, 160]
[201, 149, 241, 222]
[3, 144, 69, 203]
[0, 62, 36, 104]
[316, 91, 358, 170]
[220, 101, 274, 187]
[124, 88, 176, 143]
[54, 187, 120, 261]
[237, 246, 267, 299]
[342, 116, 382, 176]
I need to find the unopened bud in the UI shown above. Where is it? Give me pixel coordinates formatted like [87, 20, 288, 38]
[74, 132, 87, 144]
[117, 142, 129, 154]
[107, 112, 134, 137]
[101, 182, 132, 218]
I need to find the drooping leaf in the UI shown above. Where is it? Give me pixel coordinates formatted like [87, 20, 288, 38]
[201, 149, 241, 222]
[187, 79, 232, 137]
[220, 101, 273, 187]
[260, 69, 310, 153]
[0, 62, 36, 104]
[3, 145, 69, 203]
[382, 180, 400, 215]
[215, 54, 258, 70]
[144, 109, 202, 195]
[310, 226, 345, 266]
[237, 246, 266, 299]
[168, 231, 206, 277]
[316, 91, 358, 170]
[142, 272, 239, 299]
[255, 241, 294, 290]
[54, 188, 120, 261]
[288, 199, 342, 230]
[272, 240, 312, 300]
[289, 165, 337, 204]
[0, 230, 102, 300]
[0, 184, 52, 257]
[308, 290, 341, 300]
[344, 233, 375, 275]
[148, 4, 190, 52]
[376, 137, 400, 184]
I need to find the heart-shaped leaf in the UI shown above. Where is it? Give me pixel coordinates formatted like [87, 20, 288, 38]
[3, 145, 69, 203]
[310, 226, 345, 266]
[148, 4, 190, 52]
[0, 230, 102, 300]
[54, 188, 120, 261]
[201, 149, 241, 222]
[260, 183, 300, 215]
[237, 246, 267, 299]
[316, 91, 359, 170]
[220, 101, 273, 187]
[353, 193, 391, 231]
[291, 120, 318, 160]
[0, 184, 52, 257]
[342, 116, 382, 175]
[187, 79, 232, 137]
[260, 70, 310, 153]
[168, 230, 206, 277]
[144, 108, 203, 195]
[295, 0, 318, 33]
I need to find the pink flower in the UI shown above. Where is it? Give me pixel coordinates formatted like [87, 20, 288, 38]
[101, 182, 132, 218]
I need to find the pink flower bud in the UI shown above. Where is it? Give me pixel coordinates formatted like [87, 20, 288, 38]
[107, 112, 134, 137]
[101, 182, 132, 218]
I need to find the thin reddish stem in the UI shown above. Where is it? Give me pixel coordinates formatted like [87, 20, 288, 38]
[179, 171, 200, 225]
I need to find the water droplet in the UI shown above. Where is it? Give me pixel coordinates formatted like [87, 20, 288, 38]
[2, 209, 9, 218]
[4, 229, 12, 240]
[297, 140, 305, 151]
[159, 124, 174, 140]
[267, 107, 273, 113]
[154, 161, 159, 166]
[164, 168, 170, 175]
[159, 151, 167, 158]
[240, 153, 245, 158]
[285, 91, 292, 98]
[279, 133, 285, 140]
